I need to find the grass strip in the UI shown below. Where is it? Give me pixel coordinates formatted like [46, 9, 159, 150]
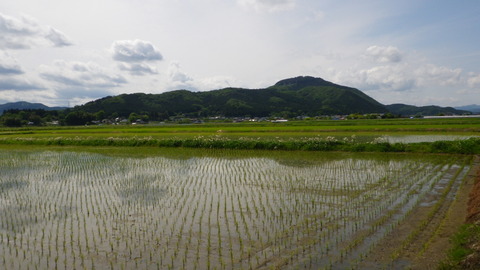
[438, 224, 480, 269]
[0, 136, 479, 154]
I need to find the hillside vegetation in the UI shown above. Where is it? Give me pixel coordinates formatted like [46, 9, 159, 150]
[75, 76, 388, 119]
[0, 76, 473, 127]
[386, 104, 471, 116]
[0, 101, 67, 115]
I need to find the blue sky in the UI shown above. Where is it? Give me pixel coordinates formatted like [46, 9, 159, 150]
[0, 0, 479, 107]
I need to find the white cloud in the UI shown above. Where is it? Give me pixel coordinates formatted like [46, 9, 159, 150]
[361, 66, 415, 92]
[45, 27, 72, 47]
[39, 60, 127, 89]
[0, 13, 72, 49]
[326, 46, 472, 93]
[118, 63, 158, 76]
[365, 45, 402, 63]
[0, 51, 23, 74]
[166, 61, 195, 90]
[0, 51, 41, 91]
[317, 45, 480, 106]
[0, 77, 43, 91]
[467, 73, 480, 88]
[329, 64, 415, 93]
[0, 89, 57, 105]
[415, 64, 462, 87]
[165, 61, 238, 92]
[198, 76, 237, 90]
[111, 39, 162, 63]
[237, 0, 296, 12]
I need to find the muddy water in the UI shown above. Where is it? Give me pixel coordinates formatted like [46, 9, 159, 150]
[0, 148, 472, 269]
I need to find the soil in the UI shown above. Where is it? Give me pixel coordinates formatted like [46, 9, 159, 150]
[460, 155, 480, 269]
[466, 161, 480, 224]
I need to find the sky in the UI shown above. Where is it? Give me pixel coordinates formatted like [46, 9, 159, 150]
[0, 0, 479, 107]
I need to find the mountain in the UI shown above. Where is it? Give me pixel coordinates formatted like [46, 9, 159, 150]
[0, 101, 68, 115]
[455, 104, 480, 113]
[386, 104, 471, 116]
[74, 76, 388, 118]
[270, 77, 387, 114]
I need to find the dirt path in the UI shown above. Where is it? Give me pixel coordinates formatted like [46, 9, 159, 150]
[457, 155, 480, 268]
[466, 157, 480, 224]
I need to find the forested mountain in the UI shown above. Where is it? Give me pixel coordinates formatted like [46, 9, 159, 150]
[74, 76, 388, 119]
[386, 104, 471, 117]
[3, 76, 474, 127]
[0, 101, 67, 115]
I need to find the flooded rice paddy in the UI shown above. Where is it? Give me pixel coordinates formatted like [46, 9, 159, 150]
[0, 148, 472, 269]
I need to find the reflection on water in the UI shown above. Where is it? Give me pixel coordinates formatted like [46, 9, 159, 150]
[378, 135, 479, 143]
[0, 148, 471, 269]
[314, 134, 479, 144]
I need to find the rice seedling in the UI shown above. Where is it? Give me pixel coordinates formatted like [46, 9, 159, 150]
[0, 148, 471, 269]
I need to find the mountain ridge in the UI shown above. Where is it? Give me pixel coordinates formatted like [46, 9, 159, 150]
[73, 76, 388, 118]
[0, 76, 474, 119]
[0, 101, 68, 115]
[386, 103, 471, 116]
[455, 104, 480, 113]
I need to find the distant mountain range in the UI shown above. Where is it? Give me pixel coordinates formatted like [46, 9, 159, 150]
[386, 104, 471, 116]
[0, 76, 476, 118]
[455, 104, 480, 113]
[0, 101, 68, 115]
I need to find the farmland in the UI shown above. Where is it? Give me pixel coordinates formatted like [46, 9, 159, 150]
[0, 146, 475, 269]
[0, 117, 479, 269]
[0, 118, 479, 153]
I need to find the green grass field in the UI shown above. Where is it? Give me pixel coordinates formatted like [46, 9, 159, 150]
[0, 118, 479, 153]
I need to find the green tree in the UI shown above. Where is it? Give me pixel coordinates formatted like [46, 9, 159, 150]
[128, 113, 149, 123]
[225, 98, 253, 116]
[28, 114, 42, 125]
[381, 112, 395, 119]
[2, 117, 23, 127]
[95, 110, 106, 121]
[128, 113, 140, 123]
[65, 111, 95, 125]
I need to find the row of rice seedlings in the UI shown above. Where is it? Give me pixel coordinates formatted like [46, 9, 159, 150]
[246, 156, 468, 268]
[418, 162, 474, 256]
[323, 161, 459, 267]
[323, 156, 470, 269]
[235, 157, 398, 267]
[0, 149, 469, 269]
[329, 164, 450, 268]
[389, 157, 472, 263]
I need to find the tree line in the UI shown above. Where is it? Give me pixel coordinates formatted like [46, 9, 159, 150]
[0, 109, 154, 127]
